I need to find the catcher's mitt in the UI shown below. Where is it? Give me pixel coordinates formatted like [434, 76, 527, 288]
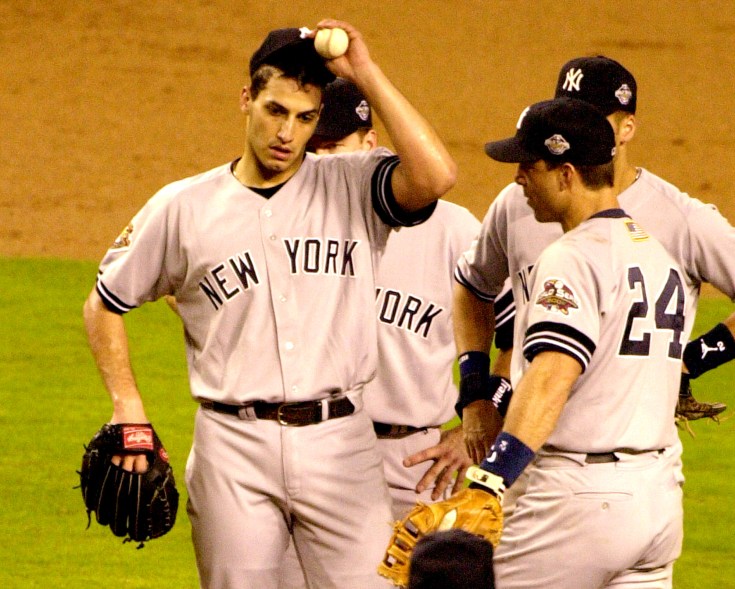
[378, 468, 503, 587]
[79, 423, 179, 546]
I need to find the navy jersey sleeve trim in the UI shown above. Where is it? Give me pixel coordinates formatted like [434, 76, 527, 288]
[523, 321, 595, 372]
[371, 156, 437, 228]
[493, 289, 516, 351]
[453, 266, 495, 303]
[96, 276, 134, 315]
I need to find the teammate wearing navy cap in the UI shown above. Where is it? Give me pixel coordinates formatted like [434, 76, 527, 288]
[307, 77, 378, 152]
[308, 78, 479, 520]
[464, 96, 695, 587]
[83, 19, 456, 589]
[456, 56, 733, 483]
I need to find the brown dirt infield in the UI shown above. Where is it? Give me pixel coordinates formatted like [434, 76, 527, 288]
[2, 1, 734, 267]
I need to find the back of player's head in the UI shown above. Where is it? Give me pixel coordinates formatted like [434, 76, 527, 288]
[249, 27, 335, 94]
[484, 97, 616, 167]
[554, 55, 637, 116]
[313, 78, 373, 141]
[408, 529, 495, 589]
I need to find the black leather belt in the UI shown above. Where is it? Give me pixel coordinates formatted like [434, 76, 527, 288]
[585, 452, 619, 463]
[373, 422, 429, 439]
[201, 397, 355, 426]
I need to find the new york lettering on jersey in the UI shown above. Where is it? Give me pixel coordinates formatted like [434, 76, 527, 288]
[199, 238, 361, 310]
[375, 286, 443, 338]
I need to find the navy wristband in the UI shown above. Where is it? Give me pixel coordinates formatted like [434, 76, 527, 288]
[683, 323, 735, 379]
[455, 352, 493, 419]
[479, 431, 535, 488]
[458, 351, 490, 379]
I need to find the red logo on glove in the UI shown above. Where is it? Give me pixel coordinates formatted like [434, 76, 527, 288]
[122, 425, 154, 451]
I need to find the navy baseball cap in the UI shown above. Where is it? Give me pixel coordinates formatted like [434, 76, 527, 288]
[313, 78, 373, 140]
[249, 27, 335, 84]
[484, 98, 616, 166]
[408, 529, 495, 589]
[554, 55, 637, 115]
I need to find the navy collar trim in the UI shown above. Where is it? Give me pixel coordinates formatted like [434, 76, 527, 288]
[590, 208, 628, 220]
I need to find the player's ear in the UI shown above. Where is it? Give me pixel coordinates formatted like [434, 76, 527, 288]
[240, 86, 252, 114]
[609, 113, 636, 147]
[559, 163, 575, 191]
[362, 129, 378, 150]
[618, 114, 636, 146]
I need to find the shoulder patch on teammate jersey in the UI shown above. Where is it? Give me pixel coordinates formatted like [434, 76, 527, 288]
[111, 223, 134, 249]
[535, 278, 579, 315]
[624, 220, 649, 242]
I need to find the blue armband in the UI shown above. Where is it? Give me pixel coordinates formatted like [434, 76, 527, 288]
[479, 431, 535, 488]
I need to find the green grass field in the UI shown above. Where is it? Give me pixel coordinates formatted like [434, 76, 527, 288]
[1, 257, 733, 588]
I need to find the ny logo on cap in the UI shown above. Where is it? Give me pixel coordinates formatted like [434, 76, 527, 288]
[544, 134, 570, 156]
[562, 68, 584, 92]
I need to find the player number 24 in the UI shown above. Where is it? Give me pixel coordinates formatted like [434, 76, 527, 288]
[619, 267, 686, 359]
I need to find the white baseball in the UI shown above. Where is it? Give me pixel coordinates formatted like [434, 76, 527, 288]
[314, 27, 349, 59]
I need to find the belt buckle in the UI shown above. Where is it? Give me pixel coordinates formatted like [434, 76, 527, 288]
[277, 402, 315, 426]
[276, 404, 293, 426]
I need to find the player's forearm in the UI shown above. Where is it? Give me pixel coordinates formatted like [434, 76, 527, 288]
[493, 347, 512, 380]
[453, 281, 495, 355]
[356, 63, 457, 210]
[503, 351, 580, 451]
[83, 289, 147, 422]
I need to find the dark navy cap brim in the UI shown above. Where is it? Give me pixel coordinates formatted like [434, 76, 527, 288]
[484, 137, 539, 163]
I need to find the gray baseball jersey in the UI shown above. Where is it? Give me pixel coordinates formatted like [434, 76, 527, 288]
[513, 210, 696, 452]
[365, 200, 480, 520]
[97, 148, 420, 404]
[95, 147, 429, 589]
[366, 200, 481, 426]
[457, 169, 735, 336]
[494, 210, 695, 587]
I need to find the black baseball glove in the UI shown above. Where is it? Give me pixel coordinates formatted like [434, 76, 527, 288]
[79, 423, 179, 546]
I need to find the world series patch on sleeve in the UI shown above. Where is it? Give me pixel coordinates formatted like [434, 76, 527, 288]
[78, 423, 179, 546]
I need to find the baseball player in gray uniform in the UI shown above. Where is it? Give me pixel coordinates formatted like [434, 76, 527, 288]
[455, 56, 735, 473]
[82, 20, 457, 589]
[466, 97, 696, 588]
[309, 78, 480, 517]
[278, 78, 478, 589]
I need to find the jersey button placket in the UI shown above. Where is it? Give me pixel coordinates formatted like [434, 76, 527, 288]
[260, 205, 300, 401]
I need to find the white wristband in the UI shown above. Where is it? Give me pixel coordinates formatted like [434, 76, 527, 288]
[466, 465, 505, 502]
